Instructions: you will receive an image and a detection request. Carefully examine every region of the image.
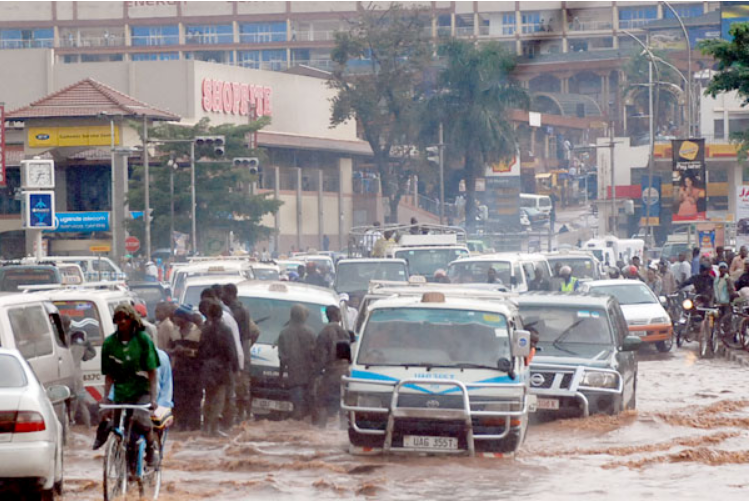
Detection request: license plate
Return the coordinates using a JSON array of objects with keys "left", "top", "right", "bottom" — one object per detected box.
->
[
  {"left": 252, "top": 398, "right": 293, "bottom": 413},
  {"left": 403, "top": 435, "right": 459, "bottom": 451},
  {"left": 537, "top": 398, "right": 560, "bottom": 410}
]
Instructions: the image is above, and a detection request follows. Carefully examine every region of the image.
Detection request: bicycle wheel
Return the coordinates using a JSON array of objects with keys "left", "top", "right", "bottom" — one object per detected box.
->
[
  {"left": 103, "top": 436, "right": 127, "bottom": 501},
  {"left": 138, "top": 437, "right": 162, "bottom": 500},
  {"left": 720, "top": 314, "right": 745, "bottom": 351},
  {"left": 698, "top": 320, "right": 711, "bottom": 358}
]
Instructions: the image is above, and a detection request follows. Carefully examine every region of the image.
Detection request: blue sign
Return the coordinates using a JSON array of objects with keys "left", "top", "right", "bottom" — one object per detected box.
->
[
  {"left": 48, "top": 211, "right": 110, "bottom": 233},
  {"left": 640, "top": 176, "right": 661, "bottom": 227},
  {"left": 27, "top": 192, "right": 55, "bottom": 229}
]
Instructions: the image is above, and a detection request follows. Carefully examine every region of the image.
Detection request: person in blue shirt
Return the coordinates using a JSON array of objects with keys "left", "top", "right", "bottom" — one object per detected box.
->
[{"left": 691, "top": 247, "right": 701, "bottom": 276}]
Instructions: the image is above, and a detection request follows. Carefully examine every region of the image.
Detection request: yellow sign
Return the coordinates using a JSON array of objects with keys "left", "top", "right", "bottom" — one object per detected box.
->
[
  {"left": 678, "top": 140, "right": 700, "bottom": 161},
  {"left": 29, "top": 125, "right": 120, "bottom": 148},
  {"left": 89, "top": 245, "right": 111, "bottom": 253}
]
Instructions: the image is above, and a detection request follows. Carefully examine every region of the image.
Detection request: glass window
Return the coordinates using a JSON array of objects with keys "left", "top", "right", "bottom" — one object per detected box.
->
[
  {"left": 131, "top": 52, "right": 179, "bottom": 61},
  {"left": 131, "top": 25, "right": 179, "bottom": 46},
  {"left": 547, "top": 257, "right": 598, "bottom": 280},
  {"left": 185, "top": 24, "right": 233, "bottom": 44},
  {"left": 9, "top": 305, "right": 53, "bottom": 359},
  {"left": 519, "top": 305, "right": 614, "bottom": 346},
  {"left": 239, "top": 22, "right": 287, "bottom": 43},
  {"left": 53, "top": 300, "right": 105, "bottom": 346},
  {"left": 395, "top": 248, "right": 470, "bottom": 278},
  {"left": 0, "top": 354, "right": 27, "bottom": 387},
  {"left": 0, "top": 267, "right": 59, "bottom": 292},
  {"left": 237, "top": 297, "right": 329, "bottom": 344},
  {"left": 589, "top": 283, "right": 657, "bottom": 305},
  {"left": 238, "top": 50, "right": 260, "bottom": 68},
  {"left": 0, "top": 28, "right": 53, "bottom": 48},
  {"left": 335, "top": 262, "right": 408, "bottom": 294},
  {"left": 521, "top": 12, "right": 542, "bottom": 33},
  {"left": 619, "top": 7, "right": 658, "bottom": 29},
  {"left": 0, "top": 168, "right": 21, "bottom": 215},
  {"left": 502, "top": 13, "right": 516, "bottom": 35},
  {"left": 448, "top": 259, "right": 512, "bottom": 284},
  {"left": 714, "top": 119, "right": 725, "bottom": 138},
  {"left": 664, "top": 3, "right": 705, "bottom": 19},
  {"left": 729, "top": 117, "right": 749, "bottom": 135}
]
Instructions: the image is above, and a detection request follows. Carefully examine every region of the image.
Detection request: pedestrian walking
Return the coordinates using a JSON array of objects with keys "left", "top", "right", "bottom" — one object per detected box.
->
[
  {"left": 168, "top": 305, "right": 203, "bottom": 431},
  {"left": 313, "top": 306, "right": 351, "bottom": 427},
  {"left": 277, "top": 304, "right": 316, "bottom": 420},
  {"left": 155, "top": 302, "right": 178, "bottom": 352},
  {"left": 63, "top": 315, "right": 96, "bottom": 427},
  {"left": 198, "top": 299, "right": 238, "bottom": 436}
]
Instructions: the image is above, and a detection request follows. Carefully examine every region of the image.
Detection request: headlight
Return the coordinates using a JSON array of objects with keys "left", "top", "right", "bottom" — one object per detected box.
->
[
  {"left": 682, "top": 299, "right": 694, "bottom": 310},
  {"left": 580, "top": 371, "right": 618, "bottom": 388},
  {"left": 650, "top": 316, "right": 670, "bottom": 324}
]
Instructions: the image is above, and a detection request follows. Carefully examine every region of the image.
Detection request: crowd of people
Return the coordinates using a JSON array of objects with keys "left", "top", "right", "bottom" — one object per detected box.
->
[{"left": 92, "top": 281, "right": 354, "bottom": 467}]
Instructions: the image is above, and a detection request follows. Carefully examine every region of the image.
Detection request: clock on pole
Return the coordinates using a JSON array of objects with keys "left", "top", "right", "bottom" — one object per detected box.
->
[{"left": 21, "top": 158, "right": 55, "bottom": 189}]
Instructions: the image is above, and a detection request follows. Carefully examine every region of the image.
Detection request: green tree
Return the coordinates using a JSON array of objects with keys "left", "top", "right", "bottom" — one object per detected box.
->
[
  {"left": 126, "top": 117, "right": 281, "bottom": 255},
  {"left": 699, "top": 22, "right": 749, "bottom": 161},
  {"left": 328, "top": 2, "right": 432, "bottom": 222},
  {"left": 428, "top": 39, "right": 529, "bottom": 229}
]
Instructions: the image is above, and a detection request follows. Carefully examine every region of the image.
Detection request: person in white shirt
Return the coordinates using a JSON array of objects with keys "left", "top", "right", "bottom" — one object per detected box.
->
[{"left": 671, "top": 252, "right": 692, "bottom": 285}]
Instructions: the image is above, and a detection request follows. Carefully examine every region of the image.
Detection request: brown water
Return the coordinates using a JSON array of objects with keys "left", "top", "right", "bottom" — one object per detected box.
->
[{"left": 64, "top": 346, "right": 749, "bottom": 500}]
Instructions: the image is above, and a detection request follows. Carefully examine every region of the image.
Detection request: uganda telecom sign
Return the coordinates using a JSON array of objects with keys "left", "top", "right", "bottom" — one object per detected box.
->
[{"left": 201, "top": 78, "right": 272, "bottom": 117}]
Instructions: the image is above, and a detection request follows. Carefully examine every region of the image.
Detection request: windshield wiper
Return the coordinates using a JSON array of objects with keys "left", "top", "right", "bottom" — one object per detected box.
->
[
  {"left": 552, "top": 318, "right": 586, "bottom": 355},
  {"left": 452, "top": 362, "right": 499, "bottom": 371},
  {"left": 254, "top": 315, "right": 271, "bottom": 324}
]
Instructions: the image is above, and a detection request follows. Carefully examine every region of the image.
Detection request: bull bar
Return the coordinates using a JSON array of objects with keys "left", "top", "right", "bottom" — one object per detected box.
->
[
  {"left": 529, "top": 363, "right": 624, "bottom": 417},
  {"left": 341, "top": 376, "right": 529, "bottom": 456}
]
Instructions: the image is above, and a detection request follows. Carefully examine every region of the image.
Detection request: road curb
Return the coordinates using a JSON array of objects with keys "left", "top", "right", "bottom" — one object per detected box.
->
[{"left": 717, "top": 343, "right": 749, "bottom": 367}]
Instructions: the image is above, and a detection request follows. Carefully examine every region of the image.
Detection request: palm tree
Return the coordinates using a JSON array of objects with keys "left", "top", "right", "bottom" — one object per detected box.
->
[{"left": 430, "top": 40, "right": 529, "bottom": 231}]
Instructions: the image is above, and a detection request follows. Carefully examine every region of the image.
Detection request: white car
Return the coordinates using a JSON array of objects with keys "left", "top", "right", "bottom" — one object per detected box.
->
[
  {"left": 580, "top": 279, "right": 673, "bottom": 352},
  {"left": 0, "top": 348, "right": 68, "bottom": 500}
]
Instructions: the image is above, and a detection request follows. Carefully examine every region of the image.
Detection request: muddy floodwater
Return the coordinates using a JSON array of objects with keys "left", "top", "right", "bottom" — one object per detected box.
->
[{"left": 64, "top": 346, "right": 749, "bottom": 500}]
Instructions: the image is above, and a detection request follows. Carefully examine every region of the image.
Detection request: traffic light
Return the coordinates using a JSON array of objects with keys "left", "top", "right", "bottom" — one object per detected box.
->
[
  {"left": 195, "top": 135, "right": 225, "bottom": 157},
  {"left": 233, "top": 157, "right": 260, "bottom": 174},
  {"left": 426, "top": 146, "right": 439, "bottom": 164}
]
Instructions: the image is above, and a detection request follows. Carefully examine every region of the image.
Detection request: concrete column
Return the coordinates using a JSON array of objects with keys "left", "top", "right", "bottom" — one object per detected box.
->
[
  {"left": 338, "top": 158, "right": 352, "bottom": 250},
  {"left": 450, "top": 13, "right": 456, "bottom": 36},
  {"left": 273, "top": 166, "right": 280, "bottom": 256},
  {"left": 113, "top": 153, "right": 128, "bottom": 262},
  {"left": 296, "top": 167, "right": 302, "bottom": 252},
  {"left": 178, "top": 22, "right": 185, "bottom": 44},
  {"left": 317, "top": 169, "right": 324, "bottom": 250},
  {"left": 473, "top": 13, "right": 479, "bottom": 36}
]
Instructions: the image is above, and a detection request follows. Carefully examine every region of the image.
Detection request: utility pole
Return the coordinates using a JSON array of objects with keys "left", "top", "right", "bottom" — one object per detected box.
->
[
  {"left": 142, "top": 116, "right": 151, "bottom": 260},
  {"left": 439, "top": 123, "right": 445, "bottom": 225},
  {"left": 609, "top": 120, "right": 616, "bottom": 235},
  {"left": 190, "top": 141, "right": 197, "bottom": 256},
  {"left": 647, "top": 59, "right": 656, "bottom": 242}
]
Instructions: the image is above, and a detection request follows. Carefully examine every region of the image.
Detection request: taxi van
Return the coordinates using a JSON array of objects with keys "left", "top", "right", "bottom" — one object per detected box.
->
[
  {"left": 235, "top": 281, "right": 347, "bottom": 417},
  {"left": 171, "top": 260, "right": 254, "bottom": 301},
  {"left": 342, "top": 289, "right": 533, "bottom": 456},
  {"left": 447, "top": 252, "right": 552, "bottom": 292}
]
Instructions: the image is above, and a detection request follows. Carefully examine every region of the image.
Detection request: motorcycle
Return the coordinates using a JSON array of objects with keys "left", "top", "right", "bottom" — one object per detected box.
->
[{"left": 673, "top": 289, "right": 710, "bottom": 348}]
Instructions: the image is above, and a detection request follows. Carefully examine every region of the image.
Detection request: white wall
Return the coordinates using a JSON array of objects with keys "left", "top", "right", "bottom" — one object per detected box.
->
[
  {"left": 596, "top": 137, "right": 649, "bottom": 198},
  {"left": 699, "top": 87, "right": 748, "bottom": 141}
]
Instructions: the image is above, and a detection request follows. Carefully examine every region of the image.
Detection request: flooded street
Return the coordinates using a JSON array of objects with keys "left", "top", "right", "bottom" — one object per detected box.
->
[{"left": 64, "top": 346, "right": 748, "bottom": 501}]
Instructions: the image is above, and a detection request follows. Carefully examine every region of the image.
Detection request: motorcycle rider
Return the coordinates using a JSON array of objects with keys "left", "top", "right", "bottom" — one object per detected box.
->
[
  {"left": 713, "top": 262, "right": 736, "bottom": 317},
  {"left": 735, "top": 258, "right": 749, "bottom": 291},
  {"left": 558, "top": 266, "right": 579, "bottom": 292},
  {"left": 679, "top": 262, "right": 715, "bottom": 303}
]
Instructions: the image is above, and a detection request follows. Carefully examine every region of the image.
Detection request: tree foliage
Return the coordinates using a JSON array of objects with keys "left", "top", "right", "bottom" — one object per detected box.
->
[
  {"left": 126, "top": 117, "right": 281, "bottom": 255},
  {"left": 699, "top": 22, "right": 749, "bottom": 162},
  {"left": 428, "top": 39, "right": 529, "bottom": 229},
  {"left": 328, "top": 2, "right": 432, "bottom": 222}
]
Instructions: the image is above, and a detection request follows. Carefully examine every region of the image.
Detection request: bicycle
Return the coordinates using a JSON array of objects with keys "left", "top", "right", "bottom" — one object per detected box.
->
[
  {"left": 717, "top": 300, "right": 749, "bottom": 352},
  {"left": 99, "top": 403, "right": 170, "bottom": 501}
]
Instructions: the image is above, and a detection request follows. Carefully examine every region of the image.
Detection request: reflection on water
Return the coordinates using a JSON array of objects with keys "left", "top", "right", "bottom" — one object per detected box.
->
[{"left": 63, "top": 346, "right": 749, "bottom": 501}]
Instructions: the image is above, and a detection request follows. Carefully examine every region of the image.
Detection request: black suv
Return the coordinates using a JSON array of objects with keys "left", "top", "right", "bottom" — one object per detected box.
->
[{"left": 515, "top": 293, "right": 641, "bottom": 417}]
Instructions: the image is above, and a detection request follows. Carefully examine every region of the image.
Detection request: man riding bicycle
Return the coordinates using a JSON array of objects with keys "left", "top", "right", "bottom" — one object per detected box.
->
[{"left": 94, "top": 304, "right": 161, "bottom": 467}]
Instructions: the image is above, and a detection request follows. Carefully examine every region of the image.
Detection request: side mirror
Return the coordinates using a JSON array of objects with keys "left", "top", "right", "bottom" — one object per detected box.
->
[
  {"left": 621, "top": 335, "right": 642, "bottom": 352},
  {"left": 336, "top": 340, "right": 352, "bottom": 362},
  {"left": 71, "top": 330, "right": 88, "bottom": 345},
  {"left": 511, "top": 330, "right": 531, "bottom": 358},
  {"left": 659, "top": 296, "right": 668, "bottom": 306},
  {"left": 497, "top": 357, "right": 513, "bottom": 373},
  {"left": 46, "top": 385, "right": 71, "bottom": 405}
]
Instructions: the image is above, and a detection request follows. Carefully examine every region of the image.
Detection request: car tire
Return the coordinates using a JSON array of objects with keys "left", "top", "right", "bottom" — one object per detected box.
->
[
  {"left": 626, "top": 375, "right": 637, "bottom": 410},
  {"left": 656, "top": 335, "right": 673, "bottom": 353}
]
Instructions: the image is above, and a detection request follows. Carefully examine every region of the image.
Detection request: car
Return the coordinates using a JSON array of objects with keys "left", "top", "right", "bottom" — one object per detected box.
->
[
  {"left": 579, "top": 279, "right": 673, "bottom": 352},
  {"left": 250, "top": 263, "right": 282, "bottom": 281},
  {"left": 660, "top": 242, "right": 691, "bottom": 262},
  {"left": 179, "top": 274, "right": 248, "bottom": 306},
  {"left": 127, "top": 281, "right": 172, "bottom": 321},
  {"left": 520, "top": 206, "right": 548, "bottom": 226},
  {"left": 544, "top": 250, "right": 605, "bottom": 282},
  {"left": 170, "top": 260, "right": 253, "bottom": 301},
  {"left": 0, "top": 349, "right": 68, "bottom": 500},
  {"left": 447, "top": 252, "right": 553, "bottom": 292},
  {"left": 39, "top": 255, "right": 125, "bottom": 282},
  {"left": 466, "top": 240, "right": 494, "bottom": 255},
  {"left": 515, "top": 293, "right": 641, "bottom": 417},
  {"left": 520, "top": 209, "right": 531, "bottom": 228},
  {"left": 236, "top": 281, "right": 346, "bottom": 418},
  {"left": 0, "top": 294, "right": 77, "bottom": 444},
  {"left": 0, "top": 265, "right": 62, "bottom": 292},
  {"left": 334, "top": 258, "right": 409, "bottom": 298},
  {"left": 343, "top": 290, "right": 533, "bottom": 455}
]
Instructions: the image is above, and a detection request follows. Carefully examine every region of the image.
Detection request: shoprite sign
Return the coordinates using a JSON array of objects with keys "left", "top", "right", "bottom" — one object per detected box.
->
[{"left": 201, "top": 78, "right": 272, "bottom": 117}]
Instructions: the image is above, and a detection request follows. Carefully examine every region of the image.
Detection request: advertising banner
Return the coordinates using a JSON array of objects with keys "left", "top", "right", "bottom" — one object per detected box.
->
[
  {"left": 737, "top": 185, "right": 749, "bottom": 221},
  {"left": 698, "top": 229, "right": 715, "bottom": 256},
  {"left": 0, "top": 104, "right": 5, "bottom": 187},
  {"left": 721, "top": 1, "right": 749, "bottom": 41},
  {"left": 28, "top": 125, "right": 119, "bottom": 148},
  {"left": 671, "top": 139, "right": 706, "bottom": 222},
  {"left": 640, "top": 175, "right": 661, "bottom": 226},
  {"left": 47, "top": 212, "right": 110, "bottom": 232}
]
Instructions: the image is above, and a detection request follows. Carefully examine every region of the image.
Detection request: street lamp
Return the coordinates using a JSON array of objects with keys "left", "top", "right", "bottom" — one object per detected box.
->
[
  {"left": 660, "top": 1, "right": 693, "bottom": 137},
  {"left": 166, "top": 154, "right": 179, "bottom": 258}
]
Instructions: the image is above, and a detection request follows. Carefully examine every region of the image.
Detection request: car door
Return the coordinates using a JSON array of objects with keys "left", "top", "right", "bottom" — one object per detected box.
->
[
  {"left": 609, "top": 301, "right": 636, "bottom": 402},
  {"left": 8, "top": 302, "right": 59, "bottom": 387}
]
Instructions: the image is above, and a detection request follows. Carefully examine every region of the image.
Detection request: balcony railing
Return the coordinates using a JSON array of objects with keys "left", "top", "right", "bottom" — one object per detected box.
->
[
  {"left": 60, "top": 35, "right": 125, "bottom": 48},
  {"left": 0, "top": 39, "right": 53, "bottom": 49},
  {"left": 619, "top": 19, "right": 653, "bottom": 30},
  {"left": 291, "top": 58, "right": 334, "bottom": 70},
  {"left": 131, "top": 35, "right": 179, "bottom": 46},
  {"left": 568, "top": 19, "right": 613, "bottom": 31},
  {"left": 294, "top": 30, "right": 336, "bottom": 42},
  {"left": 437, "top": 26, "right": 452, "bottom": 37},
  {"left": 239, "top": 32, "right": 287, "bottom": 44},
  {"left": 455, "top": 26, "right": 475, "bottom": 37}
]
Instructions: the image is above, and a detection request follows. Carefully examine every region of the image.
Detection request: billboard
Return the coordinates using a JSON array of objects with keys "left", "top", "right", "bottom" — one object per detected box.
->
[
  {"left": 721, "top": 1, "right": 749, "bottom": 41},
  {"left": 671, "top": 139, "right": 706, "bottom": 222}
]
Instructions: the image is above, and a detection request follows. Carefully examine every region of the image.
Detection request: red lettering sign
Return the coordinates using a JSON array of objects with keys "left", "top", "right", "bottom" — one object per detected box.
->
[{"left": 200, "top": 78, "right": 272, "bottom": 118}]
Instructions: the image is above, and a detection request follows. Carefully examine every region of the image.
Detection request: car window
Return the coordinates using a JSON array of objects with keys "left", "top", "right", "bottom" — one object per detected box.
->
[
  {"left": 237, "top": 297, "right": 329, "bottom": 345},
  {"left": 609, "top": 303, "right": 628, "bottom": 344},
  {"left": 590, "top": 283, "right": 656, "bottom": 305},
  {"left": 448, "top": 260, "right": 511, "bottom": 284},
  {"left": 9, "top": 305, "right": 54, "bottom": 359},
  {"left": 54, "top": 300, "right": 106, "bottom": 346},
  {"left": 0, "top": 267, "right": 60, "bottom": 292},
  {"left": 522, "top": 263, "right": 536, "bottom": 284},
  {"left": 0, "top": 354, "right": 27, "bottom": 387},
  {"left": 519, "top": 305, "right": 614, "bottom": 346}
]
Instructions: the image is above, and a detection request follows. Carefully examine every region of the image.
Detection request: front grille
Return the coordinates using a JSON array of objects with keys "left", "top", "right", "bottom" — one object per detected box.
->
[
  {"left": 532, "top": 371, "right": 575, "bottom": 390},
  {"left": 396, "top": 394, "right": 464, "bottom": 409},
  {"left": 628, "top": 319, "right": 648, "bottom": 326}
]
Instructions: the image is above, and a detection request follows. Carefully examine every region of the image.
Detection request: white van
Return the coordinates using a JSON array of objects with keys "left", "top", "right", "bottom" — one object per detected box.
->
[
  {"left": 447, "top": 252, "right": 553, "bottom": 292},
  {"left": 41, "top": 256, "right": 125, "bottom": 282},
  {"left": 171, "top": 261, "right": 254, "bottom": 302},
  {"left": 236, "top": 281, "right": 346, "bottom": 417},
  {"left": 343, "top": 290, "right": 533, "bottom": 455},
  {"left": 583, "top": 237, "right": 644, "bottom": 267},
  {"left": 520, "top": 194, "right": 552, "bottom": 217}
]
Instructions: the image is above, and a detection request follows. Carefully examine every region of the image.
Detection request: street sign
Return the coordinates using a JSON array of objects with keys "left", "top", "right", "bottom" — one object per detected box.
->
[
  {"left": 24, "top": 191, "right": 55, "bottom": 229},
  {"left": 89, "top": 245, "right": 111, "bottom": 253},
  {"left": 125, "top": 236, "right": 141, "bottom": 253},
  {"left": 49, "top": 211, "right": 110, "bottom": 232}
]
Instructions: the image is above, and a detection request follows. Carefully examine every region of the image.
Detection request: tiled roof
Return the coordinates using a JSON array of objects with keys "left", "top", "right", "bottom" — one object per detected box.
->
[{"left": 6, "top": 78, "right": 180, "bottom": 122}]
